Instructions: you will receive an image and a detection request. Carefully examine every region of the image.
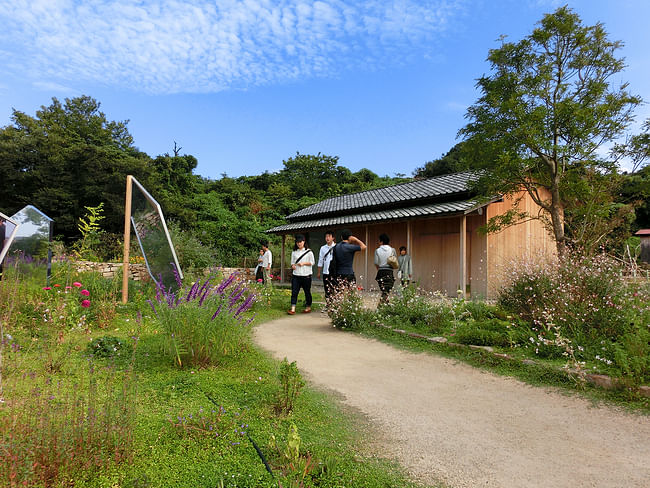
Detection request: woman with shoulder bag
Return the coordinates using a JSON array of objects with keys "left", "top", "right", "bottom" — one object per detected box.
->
[{"left": 288, "top": 234, "right": 315, "bottom": 315}]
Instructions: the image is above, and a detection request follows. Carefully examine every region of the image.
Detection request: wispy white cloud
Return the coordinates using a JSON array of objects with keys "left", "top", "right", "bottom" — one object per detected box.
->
[
  {"left": 444, "top": 101, "right": 467, "bottom": 112},
  {"left": 32, "top": 80, "right": 76, "bottom": 93},
  {"left": 0, "top": 0, "right": 466, "bottom": 94}
]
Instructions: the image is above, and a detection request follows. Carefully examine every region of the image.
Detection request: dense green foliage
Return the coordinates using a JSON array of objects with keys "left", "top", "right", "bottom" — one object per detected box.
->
[
  {"left": 0, "top": 96, "right": 407, "bottom": 265},
  {"left": 412, "top": 142, "right": 466, "bottom": 178}
]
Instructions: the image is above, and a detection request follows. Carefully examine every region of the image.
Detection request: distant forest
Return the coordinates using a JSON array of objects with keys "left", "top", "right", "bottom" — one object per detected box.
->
[{"left": 2, "top": 96, "right": 649, "bottom": 266}]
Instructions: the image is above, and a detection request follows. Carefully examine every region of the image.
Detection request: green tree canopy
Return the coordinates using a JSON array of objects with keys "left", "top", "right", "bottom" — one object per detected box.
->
[
  {"left": 413, "top": 142, "right": 466, "bottom": 178},
  {"left": 458, "top": 6, "right": 642, "bottom": 253}
]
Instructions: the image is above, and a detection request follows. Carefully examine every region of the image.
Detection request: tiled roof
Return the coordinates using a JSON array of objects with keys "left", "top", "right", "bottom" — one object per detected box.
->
[
  {"left": 635, "top": 229, "right": 650, "bottom": 236},
  {"left": 267, "top": 198, "right": 479, "bottom": 233},
  {"left": 286, "top": 171, "right": 478, "bottom": 220}
]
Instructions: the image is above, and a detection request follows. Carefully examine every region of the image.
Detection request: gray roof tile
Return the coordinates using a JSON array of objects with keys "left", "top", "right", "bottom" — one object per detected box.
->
[
  {"left": 286, "top": 171, "right": 478, "bottom": 220},
  {"left": 267, "top": 198, "right": 479, "bottom": 233}
]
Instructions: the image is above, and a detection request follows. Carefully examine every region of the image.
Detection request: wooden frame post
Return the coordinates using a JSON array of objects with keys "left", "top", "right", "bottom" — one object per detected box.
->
[
  {"left": 407, "top": 220, "right": 412, "bottom": 255},
  {"left": 122, "top": 175, "right": 133, "bottom": 304},
  {"left": 459, "top": 215, "right": 467, "bottom": 298},
  {"left": 280, "top": 234, "right": 286, "bottom": 283},
  {"left": 364, "top": 225, "right": 369, "bottom": 290}
]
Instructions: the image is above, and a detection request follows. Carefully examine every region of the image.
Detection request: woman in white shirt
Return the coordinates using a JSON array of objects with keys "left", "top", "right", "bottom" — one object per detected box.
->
[{"left": 288, "top": 234, "right": 315, "bottom": 315}]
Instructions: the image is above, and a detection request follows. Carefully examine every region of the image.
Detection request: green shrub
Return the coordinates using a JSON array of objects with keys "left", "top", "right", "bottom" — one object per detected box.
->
[
  {"left": 454, "top": 318, "right": 531, "bottom": 347},
  {"left": 275, "top": 358, "right": 305, "bottom": 415},
  {"left": 498, "top": 251, "right": 650, "bottom": 381},
  {"left": 378, "top": 285, "right": 449, "bottom": 330},
  {"left": 87, "top": 335, "right": 125, "bottom": 358},
  {"left": 609, "top": 326, "right": 650, "bottom": 385},
  {"left": 328, "top": 284, "right": 375, "bottom": 330},
  {"left": 499, "top": 252, "right": 650, "bottom": 341},
  {"left": 166, "top": 220, "right": 218, "bottom": 274}
]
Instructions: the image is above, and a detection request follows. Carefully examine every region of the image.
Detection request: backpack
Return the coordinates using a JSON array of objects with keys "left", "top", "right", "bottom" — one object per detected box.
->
[{"left": 327, "top": 244, "right": 338, "bottom": 277}]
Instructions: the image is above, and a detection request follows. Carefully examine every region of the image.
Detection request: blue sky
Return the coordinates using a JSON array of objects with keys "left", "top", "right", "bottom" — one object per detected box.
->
[{"left": 1, "top": 0, "right": 649, "bottom": 179}]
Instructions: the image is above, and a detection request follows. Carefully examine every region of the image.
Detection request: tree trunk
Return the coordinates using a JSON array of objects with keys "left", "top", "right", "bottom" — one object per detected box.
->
[{"left": 549, "top": 181, "right": 565, "bottom": 255}]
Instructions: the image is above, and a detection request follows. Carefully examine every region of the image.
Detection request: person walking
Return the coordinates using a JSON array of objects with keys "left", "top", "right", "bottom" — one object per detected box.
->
[
  {"left": 332, "top": 229, "right": 366, "bottom": 288},
  {"left": 317, "top": 229, "right": 336, "bottom": 307},
  {"left": 254, "top": 248, "right": 264, "bottom": 282},
  {"left": 374, "top": 233, "right": 396, "bottom": 306},
  {"left": 397, "top": 246, "right": 413, "bottom": 287},
  {"left": 288, "top": 234, "right": 314, "bottom": 315},
  {"left": 261, "top": 241, "right": 272, "bottom": 286}
]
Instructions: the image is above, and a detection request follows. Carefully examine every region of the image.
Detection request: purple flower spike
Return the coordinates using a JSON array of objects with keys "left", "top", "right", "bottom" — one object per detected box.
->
[
  {"left": 170, "top": 262, "right": 183, "bottom": 288},
  {"left": 198, "top": 279, "right": 211, "bottom": 296},
  {"left": 198, "top": 288, "right": 209, "bottom": 307},
  {"left": 211, "top": 304, "right": 223, "bottom": 320},
  {"left": 146, "top": 299, "right": 158, "bottom": 316},
  {"left": 235, "top": 294, "right": 257, "bottom": 317},
  {"left": 186, "top": 281, "right": 199, "bottom": 302},
  {"left": 216, "top": 273, "right": 237, "bottom": 295}
]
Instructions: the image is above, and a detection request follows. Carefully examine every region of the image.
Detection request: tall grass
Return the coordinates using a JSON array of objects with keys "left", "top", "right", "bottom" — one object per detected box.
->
[
  {"left": 149, "top": 271, "right": 257, "bottom": 368},
  {"left": 0, "top": 259, "right": 138, "bottom": 487}
]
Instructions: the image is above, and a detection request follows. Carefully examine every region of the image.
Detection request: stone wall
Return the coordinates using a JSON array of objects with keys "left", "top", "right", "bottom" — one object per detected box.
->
[{"left": 74, "top": 261, "right": 150, "bottom": 281}]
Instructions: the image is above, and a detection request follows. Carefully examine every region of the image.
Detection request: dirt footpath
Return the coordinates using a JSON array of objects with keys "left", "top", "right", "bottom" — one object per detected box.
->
[{"left": 253, "top": 314, "right": 650, "bottom": 488}]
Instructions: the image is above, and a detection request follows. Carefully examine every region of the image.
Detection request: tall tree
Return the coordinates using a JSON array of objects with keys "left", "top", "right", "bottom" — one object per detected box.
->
[
  {"left": 0, "top": 96, "right": 152, "bottom": 240},
  {"left": 458, "top": 6, "right": 642, "bottom": 253}
]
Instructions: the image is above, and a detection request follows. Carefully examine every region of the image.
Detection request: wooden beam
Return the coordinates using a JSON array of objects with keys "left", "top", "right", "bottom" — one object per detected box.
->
[
  {"left": 459, "top": 215, "right": 467, "bottom": 298},
  {"left": 121, "top": 175, "right": 133, "bottom": 304}
]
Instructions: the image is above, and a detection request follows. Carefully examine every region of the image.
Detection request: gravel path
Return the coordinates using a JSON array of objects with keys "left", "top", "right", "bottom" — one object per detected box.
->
[{"left": 253, "top": 313, "right": 650, "bottom": 488}]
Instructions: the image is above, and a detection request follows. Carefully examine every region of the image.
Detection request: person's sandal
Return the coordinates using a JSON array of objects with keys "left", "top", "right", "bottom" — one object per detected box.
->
[
  {"left": 301, "top": 308, "right": 311, "bottom": 314},
  {"left": 287, "top": 310, "right": 296, "bottom": 315}
]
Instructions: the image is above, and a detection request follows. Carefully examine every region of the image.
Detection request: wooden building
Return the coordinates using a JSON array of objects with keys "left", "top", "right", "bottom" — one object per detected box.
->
[
  {"left": 267, "top": 172, "right": 555, "bottom": 299},
  {"left": 636, "top": 229, "right": 650, "bottom": 263}
]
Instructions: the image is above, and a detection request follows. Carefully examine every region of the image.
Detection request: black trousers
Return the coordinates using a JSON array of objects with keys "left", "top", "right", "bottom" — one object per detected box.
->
[
  {"left": 291, "top": 275, "right": 312, "bottom": 306},
  {"left": 323, "top": 274, "right": 335, "bottom": 302},
  {"left": 333, "top": 274, "right": 356, "bottom": 290}
]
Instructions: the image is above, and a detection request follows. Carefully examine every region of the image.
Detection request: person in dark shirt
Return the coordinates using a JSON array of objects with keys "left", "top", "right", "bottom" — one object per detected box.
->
[{"left": 332, "top": 229, "right": 367, "bottom": 287}]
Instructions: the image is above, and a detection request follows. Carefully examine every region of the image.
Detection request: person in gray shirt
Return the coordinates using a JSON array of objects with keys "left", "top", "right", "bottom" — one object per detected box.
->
[
  {"left": 398, "top": 246, "right": 413, "bottom": 287},
  {"left": 374, "top": 233, "right": 396, "bottom": 305}
]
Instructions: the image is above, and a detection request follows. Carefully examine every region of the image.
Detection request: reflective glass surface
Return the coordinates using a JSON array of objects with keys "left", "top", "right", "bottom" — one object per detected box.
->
[
  {"left": 130, "top": 177, "right": 183, "bottom": 291},
  {"left": 10, "top": 206, "right": 52, "bottom": 259},
  {"left": 0, "top": 212, "right": 18, "bottom": 265}
]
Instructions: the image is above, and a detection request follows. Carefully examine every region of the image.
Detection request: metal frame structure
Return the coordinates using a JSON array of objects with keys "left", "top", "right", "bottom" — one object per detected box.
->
[
  {"left": 122, "top": 175, "right": 183, "bottom": 303},
  {"left": 0, "top": 211, "right": 20, "bottom": 266}
]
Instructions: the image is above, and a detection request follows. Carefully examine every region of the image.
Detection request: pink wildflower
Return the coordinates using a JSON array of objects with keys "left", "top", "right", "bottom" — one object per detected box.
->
[
  {"left": 73, "top": 282, "right": 82, "bottom": 287},
  {"left": 81, "top": 300, "right": 91, "bottom": 308},
  {"left": 80, "top": 289, "right": 90, "bottom": 296},
  {"left": 43, "top": 286, "right": 52, "bottom": 290},
  {"left": 65, "top": 286, "right": 72, "bottom": 290}
]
